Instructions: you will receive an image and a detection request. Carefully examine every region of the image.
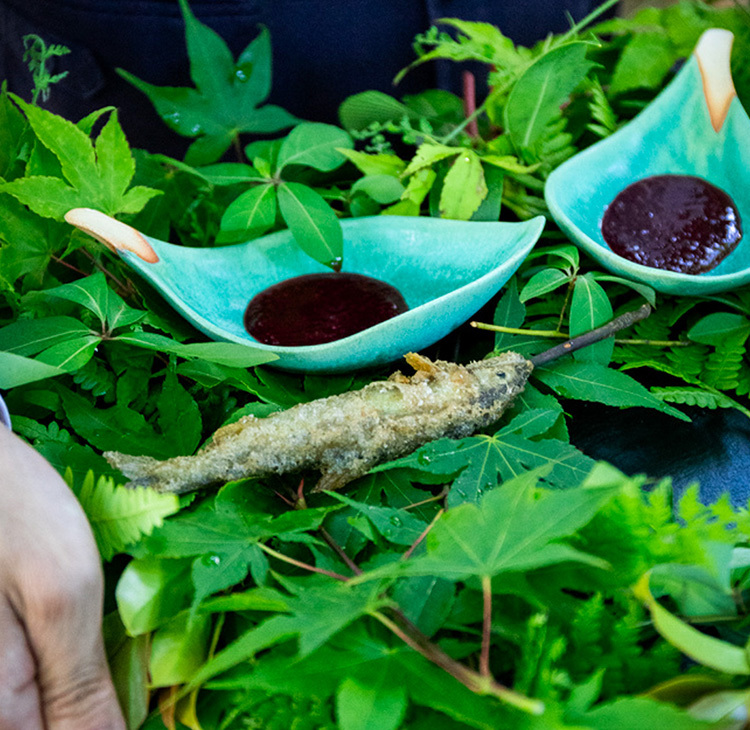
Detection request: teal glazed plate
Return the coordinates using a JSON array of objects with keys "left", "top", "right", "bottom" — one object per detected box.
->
[
  {"left": 65, "top": 209, "right": 545, "bottom": 372},
  {"left": 545, "top": 29, "right": 750, "bottom": 296}
]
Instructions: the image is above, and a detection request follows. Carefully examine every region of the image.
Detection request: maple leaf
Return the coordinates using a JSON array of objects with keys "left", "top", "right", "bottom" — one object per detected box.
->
[
  {"left": 0, "top": 96, "right": 161, "bottom": 220},
  {"left": 117, "top": 0, "right": 297, "bottom": 165}
]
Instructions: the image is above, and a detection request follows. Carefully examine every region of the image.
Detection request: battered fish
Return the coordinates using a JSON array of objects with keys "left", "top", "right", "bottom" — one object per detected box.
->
[{"left": 107, "top": 351, "right": 533, "bottom": 494}]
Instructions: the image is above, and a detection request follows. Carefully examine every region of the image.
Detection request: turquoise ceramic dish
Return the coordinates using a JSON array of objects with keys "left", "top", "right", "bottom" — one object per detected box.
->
[
  {"left": 546, "top": 29, "right": 750, "bottom": 296},
  {"left": 65, "top": 209, "right": 545, "bottom": 372}
]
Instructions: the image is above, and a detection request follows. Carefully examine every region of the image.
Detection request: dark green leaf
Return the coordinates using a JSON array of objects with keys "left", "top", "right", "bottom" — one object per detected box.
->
[{"left": 278, "top": 182, "right": 343, "bottom": 268}]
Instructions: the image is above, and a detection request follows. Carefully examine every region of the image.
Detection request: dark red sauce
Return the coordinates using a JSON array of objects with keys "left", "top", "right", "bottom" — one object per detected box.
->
[
  {"left": 244, "top": 272, "right": 408, "bottom": 346},
  {"left": 601, "top": 175, "right": 742, "bottom": 274}
]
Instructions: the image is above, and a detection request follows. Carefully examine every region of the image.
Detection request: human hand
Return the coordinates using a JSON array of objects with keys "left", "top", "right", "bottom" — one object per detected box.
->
[{"left": 0, "top": 427, "right": 126, "bottom": 729}]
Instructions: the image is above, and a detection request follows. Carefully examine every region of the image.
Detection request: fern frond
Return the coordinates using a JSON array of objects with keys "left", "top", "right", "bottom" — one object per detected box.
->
[
  {"left": 701, "top": 331, "right": 748, "bottom": 391},
  {"left": 587, "top": 78, "right": 618, "bottom": 138},
  {"left": 67, "top": 470, "right": 180, "bottom": 561},
  {"left": 650, "top": 386, "right": 736, "bottom": 410}
]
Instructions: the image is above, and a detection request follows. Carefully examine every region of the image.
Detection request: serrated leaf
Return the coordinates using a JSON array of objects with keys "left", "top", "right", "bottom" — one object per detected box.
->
[
  {"left": 0, "top": 98, "right": 160, "bottom": 218},
  {"left": 439, "top": 150, "right": 487, "bottom": 220},
  {"left": 402, "top": 143, "right": 461, "bottom": 177},
  {"left": 277, "top": 123, "right": 353, "bottom": 173},
  {"left": 337, "top": 149, "right": 406, "bottom": 177},
  {"left": 535, "top": 361, "right": 691, "bottom": 422},
  {"left": 278, "top": 181, "right": 343, "bottom": 268},
  {"left": 397, "top": 466, "right": 614, "bottom": 582},
  {"left": 118, "top": 22, "right": 296, "bottom": 165},
  {"left": 506, "top": 43, "right": 595, "bottom": 151},
  {"left": 72, "top": 471, "right": 180, "bottom": 560},
  {"left": 609, "top": 33, "right": 675, "bottom": 95},
  {"left": 338, "top": 91, "right": 414, "bottom": 131}
]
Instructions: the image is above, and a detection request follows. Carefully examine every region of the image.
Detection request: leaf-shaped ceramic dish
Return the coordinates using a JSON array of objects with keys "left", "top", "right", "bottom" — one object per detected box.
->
[
  {"left": 545, "top": 29, "right": 750, "bottom": 295},
  {"left": 65, "top": 209, "right": 544, "bottom": 372}
]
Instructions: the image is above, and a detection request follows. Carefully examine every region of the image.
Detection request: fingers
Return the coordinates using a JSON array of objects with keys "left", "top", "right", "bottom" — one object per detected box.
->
[
  {"left": 14, "top": 546, "right": 126, "bottom": 730},
  {"left": 0, "top": 429, "right": 126, "bottom": 729},
  {"left": 0, "top": 598, "right": 44, "bottom": 730}
]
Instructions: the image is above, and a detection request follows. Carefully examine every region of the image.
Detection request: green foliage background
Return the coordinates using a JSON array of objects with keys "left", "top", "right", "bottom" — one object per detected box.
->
[{"left": 3, "top": 2, "right": 750, "bottom": 728}]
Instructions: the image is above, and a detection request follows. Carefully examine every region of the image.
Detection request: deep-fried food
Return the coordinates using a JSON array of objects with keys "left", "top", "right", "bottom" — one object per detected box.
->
[{"left": 107, "top": 351, "right": 533, "bottom": 494}]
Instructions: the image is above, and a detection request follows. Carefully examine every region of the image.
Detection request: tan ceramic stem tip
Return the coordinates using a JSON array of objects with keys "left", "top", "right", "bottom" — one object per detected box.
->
[
  {"left": 64, "top": 208, "right": 159, "bottom": 264},
  {"left": 695, "top": 28, "right": 736, "bottom": 133}
]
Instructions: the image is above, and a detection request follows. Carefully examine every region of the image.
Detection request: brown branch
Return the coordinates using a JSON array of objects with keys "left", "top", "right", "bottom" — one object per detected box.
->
[
  {"left": 402, "top": 508, "right": 444, "bottom": 561},
  {"left": 462, "top": 71, "right": 479, "bottom": 138},
  {"left": 530, "top": 303, "right": 653, "bottom": 367}
]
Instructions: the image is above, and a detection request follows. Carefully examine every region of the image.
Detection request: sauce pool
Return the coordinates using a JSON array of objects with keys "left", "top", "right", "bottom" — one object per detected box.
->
[
  {"left": 244, "top": 272, "right": 408, "bottom": 346},
  {"left": 601, "top": 175, "right": 742, "bottom": 275}
]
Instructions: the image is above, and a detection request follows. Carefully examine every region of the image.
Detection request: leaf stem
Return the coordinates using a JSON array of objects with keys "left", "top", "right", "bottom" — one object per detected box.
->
[
  {"left": 471, "top": 322, "right": 688, "bottom": 348},
  {"left": 320, "top": 527, "right": 362, "bottom": 576},
  {"left": 560, "top": 0, "right": 620, "bottom": 41},
  {"left": 441, "top": 99, "right": 489, "bottom": 145},
  {"left": 257, "top": 543, "right": 350, "bottom": 582},
  {"left": 51, "top": 255, "right": 88, "bottom": 277},
  {"left": 480, "top": 575, "right": 493, "bottom": 677},
  {"left": 402, "top": 508, "right": 444, "bottom": 561},
  {"left": 371, "top": 609, "right": 544, "bottom": 715},
  {"left": 462, "top": 71, "right": 479, "bottom": 138},
  {"left": 556, "top": 277, "right": 576, "bottom": 333}
]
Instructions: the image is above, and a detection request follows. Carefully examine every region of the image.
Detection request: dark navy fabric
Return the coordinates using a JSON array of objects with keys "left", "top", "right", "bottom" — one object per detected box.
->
[{"left": 0, "top": 0, "right": 603, "bottom": 154}]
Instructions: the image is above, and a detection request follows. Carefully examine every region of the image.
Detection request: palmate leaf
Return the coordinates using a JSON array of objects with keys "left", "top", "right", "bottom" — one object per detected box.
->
[
  {"left": 392, "top": 467, "right": 615, "bottom": 583},
  {"left": 0, "top": 97, "right": 161, "bottom": 219},
  {"left": 117, "top": 7, "right": 297, "bottom": 165},
  {"left": 67, "top": 470, "right": 180, "bottom": 561},
  {"left": 376, "top": 409, "right": 594, "bottom": 506}
]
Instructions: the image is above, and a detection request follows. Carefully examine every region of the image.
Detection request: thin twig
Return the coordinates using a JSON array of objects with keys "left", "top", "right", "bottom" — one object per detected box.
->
[
  {"left": 51, "top": 255, "right": 87, "bottom": 277},
  {"left": 320, "top": 527, "right": 362, "bottom": 576},
  {"left": 402, "top": 487, "right": 449, "bottom": 511},
  {"left": 402, "top": 508, "right": 444, "bottom": 561},
  {"left": 257, "top": 543, "right": 350, "bottom": 582}
]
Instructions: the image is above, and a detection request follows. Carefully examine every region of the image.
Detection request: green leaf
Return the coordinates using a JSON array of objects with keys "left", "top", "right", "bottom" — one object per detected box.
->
[
  {"left": 278, "top": 182, "right": 343, "bottom": 268},
  {"left": 103, "top": 613, "right": 150, "bottom": 730},
  {"left": 634, "top": 573, "right": 750, "bottom": 675},
  {"left": 570, "top": 274, "right": 614, "bottom": 364},
  {"left": 219, "top": 183, "right": 278, "bottom": 240},
  {"left": 116, "top": 557, "right": 194, "bottom": 635},
  {"left": 118, "top": 22, "right": 296, "bottom": 165},
  {"left": 338, "top": 91, "right": 414, "bottom": 131},
  {"left": 0, "top": 351, "right": 65, "bottom": 388},
  {"left": 276, "top": 123, "right": 353, "bottom": 173},
  {"left": 157, "top": 366, "right": 202, "bottom": 455},
  {"left": 337, "top": 149, "right": 406, "bottom": 177},
  {"left": 336, "top": 675, "right": 407, "bottom": 730},
  {"left": 351, "top": 175, "right": 405, "bottom": 204},
  {"left": 0, "top": 316, "right": 93, "bottom": 356},
  {"left": 395, "top": 467, "right": 614, "bottom": 582},
  {"left": 382, "top": 168, "right": 436, "bottom": 216},
  {"left": 402, "top": 143, "right": 461, "bottom": 177},
  {"left": 519, "top": 268, "right": 570, "bottom": 302},
  {"left": 688, "top": 313, "right": 750, "bottom": 346},
  {"left": 439, "top": 150, "right": 488, "bottom": 220},
  {"left": 150, "top": 613, "right": 211, "bottom": 687},
  {"left": 506, "top": 43, "right": 595, "bottom": 151},
  {"left": 535, "top": 361, "right": 691, "bottom": 421},
  {"left": 609, "top": 33, "right": 675, "bottom": 95},
  {"left": 0, "top": 98, "right": 160, "bottom": 218},
  {"left": 197, "top": 162, "right": 265, "bottom": 185},
  {"left": 378, "top": 412, "right": 594, "bottom": 506},
  {"left": 70, "top": 470, "right": 179, "bottom": 561},
  {"left": 35, "top": 335, "right": 99, "bottom": 371},
  {"left": 571, "top": 695, "right": 717, "bottom": 729},
  {"left": 114, "top": 331, "right": 276, "bottom": 367},
  {"left": 326, "top": 492, "right": 428, "bottom": 546}
]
